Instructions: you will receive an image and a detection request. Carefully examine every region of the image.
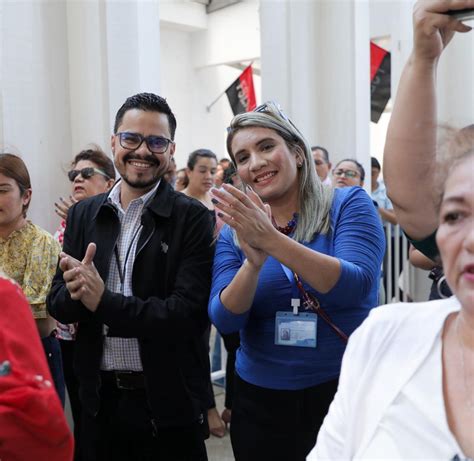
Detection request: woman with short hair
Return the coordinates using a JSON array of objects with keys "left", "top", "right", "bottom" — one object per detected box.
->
[{"left": 0, "top": 153, "right": 64, "bottom": 403}]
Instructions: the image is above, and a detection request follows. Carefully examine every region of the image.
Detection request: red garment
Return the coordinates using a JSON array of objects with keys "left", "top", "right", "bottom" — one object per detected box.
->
[{"left": 0, "top": 276, "right": 74, "bottom": 461}]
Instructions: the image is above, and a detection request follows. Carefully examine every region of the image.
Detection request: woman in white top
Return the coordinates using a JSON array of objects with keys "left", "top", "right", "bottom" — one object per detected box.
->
[{"left": 309, "top": 1, "right": 474, "bottom": 459}]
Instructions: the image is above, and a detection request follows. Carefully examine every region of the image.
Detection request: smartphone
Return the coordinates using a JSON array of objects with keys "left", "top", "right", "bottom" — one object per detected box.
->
[{"left": 447, "top": 8, "right": 474, "bottom": 21}]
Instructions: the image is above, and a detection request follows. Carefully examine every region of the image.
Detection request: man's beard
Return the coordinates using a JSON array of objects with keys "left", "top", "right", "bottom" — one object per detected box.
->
[{"left": 120, "top": 152, "right": 162, "bottom": 189}]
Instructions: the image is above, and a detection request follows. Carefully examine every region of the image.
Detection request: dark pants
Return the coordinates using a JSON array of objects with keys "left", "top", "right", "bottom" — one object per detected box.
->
[
  {"left": 60, "top": 339, "right": 82, "bottom": 460},
  {"left": 81, "top": 371, "right": 208, "bottom": 461},
  {"left": 230, "top": 374, "right": 338, "bottom": 461},
  {"left": 222, "top": 332, "right": 240, "bottom": 409},
  {"left": 41, "top": 333, "right": 65, "bottom": 406}
]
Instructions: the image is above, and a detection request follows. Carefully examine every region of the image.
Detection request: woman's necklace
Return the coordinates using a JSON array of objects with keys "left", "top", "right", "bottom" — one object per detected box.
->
[
  {"left": 274, "top": 213, "right": 298, "bottom": 235},
  {"left": 455, "top": 314, "right": 474, "bottom": 412}
]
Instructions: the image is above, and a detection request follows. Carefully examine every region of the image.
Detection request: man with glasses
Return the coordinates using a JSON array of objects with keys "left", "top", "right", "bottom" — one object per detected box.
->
[
  {"left": 48, "top": 93, "right": 214, "bottom": 461},
  {"left": 311, "top": 146, "right": 332, "bottom": 186}
]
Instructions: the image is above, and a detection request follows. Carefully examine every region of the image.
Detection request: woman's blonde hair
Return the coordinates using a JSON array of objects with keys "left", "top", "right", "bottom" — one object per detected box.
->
[
  {"left": 436, "top": 124, "right": 474, "bottom": 209},
  {"left": 226, "top": 101, "right": 334, "bottom": 242}
]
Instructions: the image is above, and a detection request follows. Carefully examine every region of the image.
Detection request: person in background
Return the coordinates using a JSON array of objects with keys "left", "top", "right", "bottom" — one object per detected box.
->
[
  {"left": 209, "top": 101, "right": 384, "bottom": 461},
  {"left": 331, "top": 158, "right": 365, "bottom": 188},
  {"left": 54, "top": 146, "right": 115, "bottom": 461},
  {"left": 370, "top": 156, "right": 402, "bottom": 302},
  {"left": 219, "top": 158, "right": 231, "bottom": 170},
  {"left": 0, "top": 272, "right": 74, "bottom": 461},
  {"left": 0, "top": 153, "right": 64, "bottom": 405},
  {"left": 409, "top": 245, "right": 452, "bottom": 300},
  {"left": 370, "top": 157, "right": 397, "bottom": 225},
  {"left": 311, "top": 146, "right": 332, "bottom": 186},
  {"left": 181, "top": 148, "right": 226, "bottom": 437},
  {"left": 175, "top": 167, "right": 189, "bottom": 192},
  {"left": 164, "top": 156, "right": 177, "bottom": 188},
  {"left": 182, "top": 149, "right": 218, "bottom": 211},
  {"left": 47, "top": 93, "right": 214, "bottom": 461},
  {"left": 223, "top": 163, "right": 243, "bottom": 189},
  {"left": 215, "top": 159, "right": 231, "bottom": 189},
  {"left": 54, "top": 146, "right": 115, "bottom": 241}
]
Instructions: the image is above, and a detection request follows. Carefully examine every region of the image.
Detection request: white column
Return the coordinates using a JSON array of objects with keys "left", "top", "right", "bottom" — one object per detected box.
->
[
  {"left": 1, "top": 1, "right": 72, "bottom": 233},
  {"left": 106, "top": 1, "right": 161, "bottom": 130},
  {"left": 438, "top": 27, "right": 474, "bottom": 126},
  {"left": 66, "top": 0, "right": 110, "bottom": 152},
  {"left": 0, "top": 0, "right": 162, "bottom": 233},
  {"left": 260, "top": 0, "right": 371, "bottom": 187}
]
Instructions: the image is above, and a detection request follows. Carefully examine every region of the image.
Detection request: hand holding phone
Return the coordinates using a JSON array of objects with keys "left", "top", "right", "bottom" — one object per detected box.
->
[{"left": 447, "top": 8, "right": 474, "bottom": 21}]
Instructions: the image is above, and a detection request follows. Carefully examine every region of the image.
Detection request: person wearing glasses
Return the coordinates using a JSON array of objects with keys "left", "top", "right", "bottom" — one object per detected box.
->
[
  {"left": 54, "top": 147, "right": 115, "bottom": 243},
  {"left": 53, "top": 146, "right": 115, "bottom": 461},
  {"left": 311, "top": 146, "right": 332, "bottom": 186},
  {"left": 208, "top": 102, "right": 385, "bottom": 461},
  {"left": 331, "top": 158, "right": 365, "bottom": 188},
  {"left": 0, "top": 153, "right": 64, "bottom": 404},
  {"left": 47, "top": 93, "right": 215, "bottom": 461}
]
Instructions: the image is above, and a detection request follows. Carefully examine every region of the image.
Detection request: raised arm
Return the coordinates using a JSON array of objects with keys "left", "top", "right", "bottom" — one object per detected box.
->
[{"left": 383, "top": 0, "right": 473, "bottom": 239}]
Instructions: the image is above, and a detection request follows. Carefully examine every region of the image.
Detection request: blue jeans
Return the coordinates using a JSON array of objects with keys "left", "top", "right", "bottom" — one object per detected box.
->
[{"left": 41, "top": 333, "right": 66, "bottom": 406}]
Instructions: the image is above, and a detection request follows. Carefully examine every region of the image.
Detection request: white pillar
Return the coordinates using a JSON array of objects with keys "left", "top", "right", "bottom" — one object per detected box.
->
[
  {"left": 438, "top": 28, "right": 474, "bottom": 126},
  {"left": 66, "top": 1, "right": 110, "bottom": 152},
  {"left": 260, "top": 0, "right": 371, "bottom": 188},
  {"left": 106, "top": 1, "right": 161, "bottom": 129},
  {"left": 0, "top": 0, "right": 162, "bottom": 233},
  {"left": 1, "top": 1, "right": 72, "bottom": 233}
]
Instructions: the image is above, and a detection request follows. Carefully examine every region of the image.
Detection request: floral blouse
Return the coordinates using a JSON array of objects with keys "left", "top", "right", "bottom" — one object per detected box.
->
[{"left": 0, "top": 221, "right": 60, "bottom": 319}]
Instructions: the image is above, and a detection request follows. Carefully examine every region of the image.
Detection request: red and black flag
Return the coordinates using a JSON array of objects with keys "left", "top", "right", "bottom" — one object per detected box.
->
[
  {"left": 370, "top": 42, "right": 391, "bottom": 123},
  {"left": 226, "top": 65, "right": 256, "bottom": 115}
]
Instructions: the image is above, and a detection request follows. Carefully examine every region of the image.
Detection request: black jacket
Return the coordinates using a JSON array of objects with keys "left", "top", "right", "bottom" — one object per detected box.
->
[{"left": 47, "top": 180, "right": 215, "bottom": 427}]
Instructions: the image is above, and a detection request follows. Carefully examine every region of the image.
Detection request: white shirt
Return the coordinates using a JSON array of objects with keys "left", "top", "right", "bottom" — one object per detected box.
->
[
  {"left": 361, "top": 332, "right": 468, "bottom": 459},
  {"left": 308, "top": 297, "right": 469, "bottom": 460}
]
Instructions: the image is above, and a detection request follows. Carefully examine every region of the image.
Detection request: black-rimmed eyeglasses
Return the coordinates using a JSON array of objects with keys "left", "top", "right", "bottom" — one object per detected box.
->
[
  {"left": 332, "top": 168, "right": 360, "bottom": 179},
  {"left": 68, "top": 167, "right": 110, "bottom": 182},
  {"left": 116, "top": 132, "right": 174, "bottom": 154}
]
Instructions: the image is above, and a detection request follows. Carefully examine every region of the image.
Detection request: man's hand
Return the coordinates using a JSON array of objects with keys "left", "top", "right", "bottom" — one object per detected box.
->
[{"left": 60, "top": 243, "right": 105, "bottom": 312}]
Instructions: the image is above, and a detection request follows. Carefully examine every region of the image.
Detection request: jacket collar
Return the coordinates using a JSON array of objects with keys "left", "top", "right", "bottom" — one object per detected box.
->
[{"left": 93, "top": 178, "right": 176, "bottom": 221}]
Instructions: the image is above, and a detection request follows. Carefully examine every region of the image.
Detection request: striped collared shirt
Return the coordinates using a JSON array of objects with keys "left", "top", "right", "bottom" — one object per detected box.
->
[{"left": 101, "top": 180, "right": 160, "bottom": 371}]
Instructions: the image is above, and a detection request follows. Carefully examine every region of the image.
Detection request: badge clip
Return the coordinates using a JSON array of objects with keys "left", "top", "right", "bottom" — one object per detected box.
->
[{"left": 291, "top": 298, "right": 300, "bottom": 316}]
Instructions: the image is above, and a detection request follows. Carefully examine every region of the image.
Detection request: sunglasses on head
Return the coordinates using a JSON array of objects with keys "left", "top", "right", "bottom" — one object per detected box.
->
[{"left": 67, "top": 167, "right": 110, "bottom": 182}]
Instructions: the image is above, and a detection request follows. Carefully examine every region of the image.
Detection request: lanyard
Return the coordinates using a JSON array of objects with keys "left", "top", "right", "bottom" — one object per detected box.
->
[
  {"left": 114, "top": 224, "right": 142, "bottom": 294},
  {"left": 279, "top": 263, "right": 348, "bottom": 343}
]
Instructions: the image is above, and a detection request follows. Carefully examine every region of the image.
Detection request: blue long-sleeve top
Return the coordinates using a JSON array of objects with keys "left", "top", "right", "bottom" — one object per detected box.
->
[{"left": 208, "top": 186, "right": 385, "bottom": 390}]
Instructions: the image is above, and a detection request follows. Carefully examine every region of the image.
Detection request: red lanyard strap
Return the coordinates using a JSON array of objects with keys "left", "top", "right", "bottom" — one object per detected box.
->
[{"left": 293, "top": 273, "right": 348, "bottom": 343}]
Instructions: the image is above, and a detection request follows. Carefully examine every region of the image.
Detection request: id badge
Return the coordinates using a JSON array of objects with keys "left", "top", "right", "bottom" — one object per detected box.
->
[{"left": 274, "top": 311, "right": 317, "bottom": 348}]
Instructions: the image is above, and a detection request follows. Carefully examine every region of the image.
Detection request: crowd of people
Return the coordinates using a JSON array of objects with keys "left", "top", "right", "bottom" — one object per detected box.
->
[{"left": 0, "top": 1, "right": 472, "bottom": 460}]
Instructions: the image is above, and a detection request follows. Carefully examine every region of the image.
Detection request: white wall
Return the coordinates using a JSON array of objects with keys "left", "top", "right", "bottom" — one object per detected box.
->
[
  {"left": 160, "top": 0, "right": 261, "bottom": 168},
  {"left": 1, "top": 1, "right": 72, "bottom": 234}
]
